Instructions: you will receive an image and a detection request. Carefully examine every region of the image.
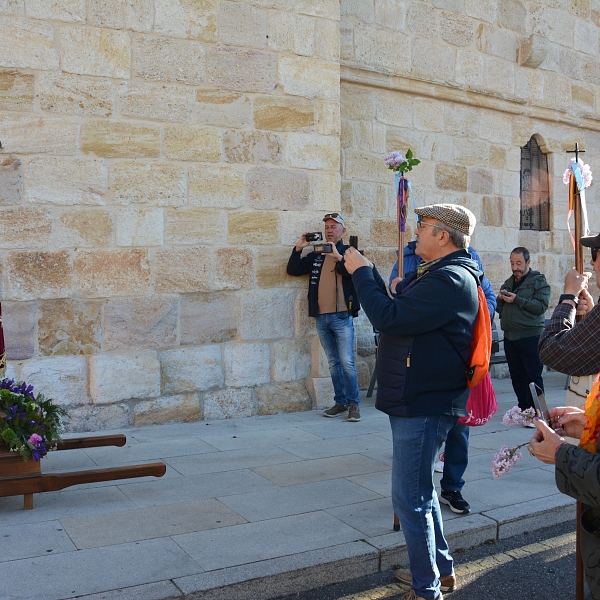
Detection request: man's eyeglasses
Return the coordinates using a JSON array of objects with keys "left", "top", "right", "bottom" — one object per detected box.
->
[
  {"left": 416, "top": 220, "right": 446, "bottom": 233},
  {"left": 592, "top": 247, "right": 600, "bottom": 262},
  {"left": 323, "top": 213, "right": 340, "bottom": 220}
]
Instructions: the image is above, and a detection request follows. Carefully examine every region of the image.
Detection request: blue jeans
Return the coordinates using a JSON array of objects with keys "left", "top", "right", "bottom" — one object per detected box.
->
[
  {"left": 504, "top": 335, "right": 544, "bottom": 410},
  {"left": 316, "top": 312, "right": 359, "bottom": 406},
  {"left": 389, "top": 414, "right": 457, "bottom": 600},
  {"left": 440, "top": 423, "right": 469, "bottom": 493}
]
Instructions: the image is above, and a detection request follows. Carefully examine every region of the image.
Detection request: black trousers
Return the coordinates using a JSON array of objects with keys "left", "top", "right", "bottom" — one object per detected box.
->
[{"left": 504, "top": 335, "right": 544, "bottom": 410}]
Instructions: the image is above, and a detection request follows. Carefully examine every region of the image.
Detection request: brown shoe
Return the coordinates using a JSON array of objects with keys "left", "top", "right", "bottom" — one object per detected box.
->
[
  {"left": 396, "top": 568, "right": 456, "bottom": 592},
  {"left": 347, "top": 402, "right": 361, "bottom": 421},
  {"left": 323, "top": 404, "right": 348, "bottom": 417}
]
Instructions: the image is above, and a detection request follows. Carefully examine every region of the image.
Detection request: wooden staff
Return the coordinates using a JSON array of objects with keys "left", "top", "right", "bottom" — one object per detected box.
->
[{"left": 568, "top": 144, "right": 585, "bottom": 600}]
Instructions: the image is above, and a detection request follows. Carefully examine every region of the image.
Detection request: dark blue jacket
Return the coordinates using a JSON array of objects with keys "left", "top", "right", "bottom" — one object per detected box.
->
[
  {"left": 286, "top": 240, "right": 361, "bottom": 318},
  {"left": 353, "top": 250, "right": 480, "bottom": 417},
  {"left": 389, "top": 241, "right": 496, "bottom": 318}
]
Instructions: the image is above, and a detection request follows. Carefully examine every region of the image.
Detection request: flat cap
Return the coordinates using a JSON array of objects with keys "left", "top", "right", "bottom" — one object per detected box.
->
[
  {"left": 415, "top": 203, "right": 476, "bottom": 236},
  {"left": 580, "top": 233, "right": 600, "bottom": 248}
]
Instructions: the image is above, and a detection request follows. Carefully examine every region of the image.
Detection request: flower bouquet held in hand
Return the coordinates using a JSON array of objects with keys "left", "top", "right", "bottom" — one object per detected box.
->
[
  {"left": 0, "top": 379, "right": 66, "bottom": 462},
  {"left": 490, "top": 406, "right": 537, "bottom": 478},
  {"left": 384, "top": 149, "right": 420, "bottom": 278}
]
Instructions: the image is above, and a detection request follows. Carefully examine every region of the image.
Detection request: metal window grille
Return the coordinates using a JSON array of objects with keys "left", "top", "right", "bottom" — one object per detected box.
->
[{"left": 520, "top": 137, "right": 550, "bottom": 231}]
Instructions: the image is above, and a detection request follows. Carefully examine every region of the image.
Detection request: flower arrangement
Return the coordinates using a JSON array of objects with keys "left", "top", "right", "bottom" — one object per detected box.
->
[
  {"left": 563, "top": 157, "right": 593, "bottom": 188},
  {"left": 0, "top": 379, "right": 66, "bottom": 462},
  {"left": 490, "top": 406, "right": 536, "bottom": 478},
  {"left": 384, "top": 149, "right": 420, "bottom": 175}
]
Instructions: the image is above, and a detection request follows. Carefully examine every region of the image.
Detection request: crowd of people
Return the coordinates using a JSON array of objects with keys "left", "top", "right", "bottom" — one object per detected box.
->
[{"left": 289, "top": 207, "right": 600, "bottom": 600}]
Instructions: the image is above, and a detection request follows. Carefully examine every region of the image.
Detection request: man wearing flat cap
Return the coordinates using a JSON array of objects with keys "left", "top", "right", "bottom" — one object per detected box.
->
[
  {"left": 287, "top": 213, "right": 362, "bottom": 422},
  {"left": 344, "top": 203, "right": 481, "bottom": 600}
]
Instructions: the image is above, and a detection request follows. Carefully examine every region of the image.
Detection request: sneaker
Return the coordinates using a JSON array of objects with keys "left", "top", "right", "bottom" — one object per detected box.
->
[
  {"left": 524, "top": 422, "right": 536, "bottom": 428},
  {"left": 440, "top": 490, "right": 470, "bottom": 514},
  {"left": 323, "top": 404, "right": 348, "bottom": 418},
  {"left": 347, "top": 403, "right": 361, "bottom": 422},
  {"left": 399, "top": 590, "right": 444, "bottom": 600},
  {"left": 396, "top": 569, "right": 456, "bottom": 593}
]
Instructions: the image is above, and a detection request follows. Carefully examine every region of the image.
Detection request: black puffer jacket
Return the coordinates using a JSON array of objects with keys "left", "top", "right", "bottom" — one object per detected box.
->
[{"left": 352, "top": 250, "right": 480, "bottom": 417}]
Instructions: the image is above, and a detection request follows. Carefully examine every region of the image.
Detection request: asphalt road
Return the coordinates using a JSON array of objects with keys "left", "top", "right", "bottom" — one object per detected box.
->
[{"left": 277, "top": 520, "right": 592, "bottom": 600}]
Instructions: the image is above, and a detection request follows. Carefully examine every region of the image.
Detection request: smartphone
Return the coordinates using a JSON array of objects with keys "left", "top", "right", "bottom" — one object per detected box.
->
[
  {"left": 529, "top": 382, "right": 552, "bottom": 427},
  {"left": 500, "top": 289, "right": 510, "bottom": 296}
]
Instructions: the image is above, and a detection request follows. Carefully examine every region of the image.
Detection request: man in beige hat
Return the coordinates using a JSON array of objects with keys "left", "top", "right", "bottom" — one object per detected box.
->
[{"left": 344, "top": 203, "right": 480, "bottom": 600}]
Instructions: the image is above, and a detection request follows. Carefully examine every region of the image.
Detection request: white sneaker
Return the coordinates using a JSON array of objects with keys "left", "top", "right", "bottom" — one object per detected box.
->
[
  {"left": 434, "top": 460, "right": 444, "bottom": 473},
  {"left": 524, "top": 422, "right": 536, "bottom": 428}
]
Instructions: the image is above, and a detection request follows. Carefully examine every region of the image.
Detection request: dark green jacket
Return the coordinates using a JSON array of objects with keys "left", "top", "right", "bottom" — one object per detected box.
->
[{"left": 496, "top": 269, "right": 550, "bottom": 341}]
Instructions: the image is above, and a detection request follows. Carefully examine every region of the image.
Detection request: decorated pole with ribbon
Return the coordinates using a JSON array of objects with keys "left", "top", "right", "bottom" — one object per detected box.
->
[
  {"left": 385, "top": 149, "right": 420, "bottom": 279},
  {"left": 564, "top": 143, "right": 592, "bottom": 600}
]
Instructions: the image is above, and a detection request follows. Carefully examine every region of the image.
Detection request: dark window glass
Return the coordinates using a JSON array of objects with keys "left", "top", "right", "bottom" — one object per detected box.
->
[{"left": 520, "top": 137, "right": 550, "bottom": 231}]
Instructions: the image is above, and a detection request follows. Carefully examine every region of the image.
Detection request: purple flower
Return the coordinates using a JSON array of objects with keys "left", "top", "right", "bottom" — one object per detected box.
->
[
  {"left": 28, "top": 433, "right": 42, "bottom": 445},
  {"left": 491, "top": 444, "right": 525, "bottom": 479},
  {"left": 385, "top": 151, "right": 405, "bottom": 169},
  {"left": 502, "top": 406, "right": 535, "bottom": 426}
]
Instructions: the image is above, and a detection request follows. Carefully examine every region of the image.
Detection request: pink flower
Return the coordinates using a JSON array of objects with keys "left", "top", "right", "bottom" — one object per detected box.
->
[
  {"left": 385, "top": 151, "right": 405, "bottom": 169},
  {"left": 501, "top": 406, "right": 535, "bottom": 426},
  {"left": 28, "top": 433, "right": 42, "bottom": 445},
  {"left": 491, "top": 445, "right": 524, "bottom": 479},
  {"left": 563, "top": 157, "right": 593, "bottom": 188}
]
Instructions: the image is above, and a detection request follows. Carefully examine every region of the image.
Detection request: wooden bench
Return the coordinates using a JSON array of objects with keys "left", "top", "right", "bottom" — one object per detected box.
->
[{"left": 0, "top": 434, "right": 166, "bottom": 510}]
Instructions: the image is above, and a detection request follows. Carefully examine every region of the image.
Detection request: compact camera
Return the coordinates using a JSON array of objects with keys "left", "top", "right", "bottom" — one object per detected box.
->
[
  {"left": 305, "top": 232, "right": 323, "bottom": 242},
  {"left": 314, "top": 243, "right": 333, "bottom": 253}
]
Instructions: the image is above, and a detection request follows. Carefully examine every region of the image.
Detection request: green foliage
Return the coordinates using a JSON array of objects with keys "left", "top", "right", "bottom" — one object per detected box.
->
[{"left": 0, "top": 380, "right": 67, "bottom": 462}]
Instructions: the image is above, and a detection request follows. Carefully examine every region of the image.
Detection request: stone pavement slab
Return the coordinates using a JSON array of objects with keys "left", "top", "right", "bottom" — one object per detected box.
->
[
  {"left": 60, "top": 499, "right": 246, "bottom": 549},
  {"left": 0, "top": 537, "right": 202, "bottom": 600},
  {"left": 220, "top": 477, "right": 382, "bottom": 521},
  {"left": 251, "top": 453, "right": 390, "bottom": 486},
  {"left": 172, "top": 511, "right": 364, "bottom": 570}
]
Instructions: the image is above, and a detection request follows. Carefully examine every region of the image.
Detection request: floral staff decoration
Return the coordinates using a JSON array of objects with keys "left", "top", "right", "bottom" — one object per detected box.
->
[
  {"left": 0, "top": 379, "right": 66, "bottom": 462},
  {"left": 384, "top": 149, "right": 420, "bottom": 278},
  {"left": 563, "top": 153, "right": 593, "bottom": 250}
]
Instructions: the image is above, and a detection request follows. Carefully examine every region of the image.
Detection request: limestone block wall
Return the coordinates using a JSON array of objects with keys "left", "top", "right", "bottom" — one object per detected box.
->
[
  {"left": 0, "top": 0, "right": 341, "bottom": 430},
  {"left": 340, "top": 0, "right": 600, "bottom": 310}
]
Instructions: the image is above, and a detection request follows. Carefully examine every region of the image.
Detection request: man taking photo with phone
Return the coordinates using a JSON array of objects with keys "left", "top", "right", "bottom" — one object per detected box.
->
[{"left": 287, "top": 213, "right": 362, "bottom": 422}]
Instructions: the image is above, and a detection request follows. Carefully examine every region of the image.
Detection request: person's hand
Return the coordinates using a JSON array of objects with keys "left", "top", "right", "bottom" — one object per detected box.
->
[
  {"left": 548, "top": 406, "right": 588, "bottom": 439},
  {"left": 343, "top": 247, "right": 371, "bottom": 274},
  {"left": 500, "top": 290, "right": 516, "bottom": 303},
  {"left": 390, "top": 276, "right": 403, "bottom": 294},
  {"left": 576, "top": 288, "right": 595, "bottom": 317},
  {"left": 529, "top": 418, "right": 566, "bottom": 465},
  {"left": 295, "top": 232, "right": 311, "bottom": 252},
  {"left": 564, "top": 269, "right": 591, "bottom": 297},
  {"left": 328, "top": 244, "right": 343, "bottom": 261}
]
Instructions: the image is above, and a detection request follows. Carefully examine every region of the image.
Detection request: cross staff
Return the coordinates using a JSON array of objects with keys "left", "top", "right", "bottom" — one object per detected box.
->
[{"left": 565, "top": 143, "right": 586, "bottom": 600}]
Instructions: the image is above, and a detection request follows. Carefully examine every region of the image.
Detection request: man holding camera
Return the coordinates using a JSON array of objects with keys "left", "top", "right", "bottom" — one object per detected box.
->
[
  {"left": 496, "top": 247, "right": 550, "bottom": 414},
  {"left": 286, "top": 213, "right": 362, "bottom": 422}
]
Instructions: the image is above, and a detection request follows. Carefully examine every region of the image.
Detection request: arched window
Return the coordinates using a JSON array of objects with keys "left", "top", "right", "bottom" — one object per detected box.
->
[{"left": 520, "top": 136, "right": 550, "bottom": 231}]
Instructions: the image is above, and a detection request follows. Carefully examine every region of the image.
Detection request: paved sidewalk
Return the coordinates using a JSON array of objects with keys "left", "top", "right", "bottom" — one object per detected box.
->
[{"left": 0, "top": 371, "right": 575, "bottom": 600}]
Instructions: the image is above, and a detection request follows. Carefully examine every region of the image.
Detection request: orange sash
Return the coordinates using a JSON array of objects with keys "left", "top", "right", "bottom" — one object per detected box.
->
[{"left": 579, "top": 376, "right": 600, "bottom": 453}]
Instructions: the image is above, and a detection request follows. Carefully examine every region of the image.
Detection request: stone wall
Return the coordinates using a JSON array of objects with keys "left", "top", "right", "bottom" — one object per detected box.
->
[
  {"left": 0, "top": 0, "right": 341, "bottom": 430},
  {"left": 1, "top": 0, "right": 600, "bottom": 429}
]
